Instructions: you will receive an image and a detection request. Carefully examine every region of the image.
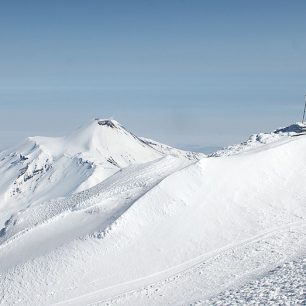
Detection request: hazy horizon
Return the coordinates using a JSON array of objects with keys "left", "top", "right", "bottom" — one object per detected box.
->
[{"left": 1, "top": 0, "right": 305, "bottom": 151}]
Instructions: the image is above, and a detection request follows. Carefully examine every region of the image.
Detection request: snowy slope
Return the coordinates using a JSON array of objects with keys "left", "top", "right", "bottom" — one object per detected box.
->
[
  {"left": 0, "top": 119, "right": 199, "bottom": 229},
  {"left": 140, "top": 137, "right": 205, "bottom": 160},
  {"left": 210, "top": 122, "right": 306, "bottom": 156},
  {"left": 202, "top": 257, "right": 306, "bottom": 305},
  {"left": 0, "top": 122, "right": 305, "bottom": 305}
]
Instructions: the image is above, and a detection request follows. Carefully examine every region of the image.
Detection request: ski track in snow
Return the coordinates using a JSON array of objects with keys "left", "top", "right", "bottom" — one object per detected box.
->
[
  {"left": 55, "top": 222, "right": 306, "bottom": 306},
  {"left": 0, "top": 156, "right": 192, "bottom": 270},
  {"left": 0, "top": 122, "right": 306, "bottom": 306},
  {"left": 0, "top": 119, "right": 202, "bottom": 230},
  {"left": 200, "top": 257, "right": 306, "bottom": 306}
]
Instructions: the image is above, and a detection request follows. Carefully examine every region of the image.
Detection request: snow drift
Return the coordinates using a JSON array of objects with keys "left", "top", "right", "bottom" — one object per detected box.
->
[
  {"left": 0, "top": 121, "right": 305, "bottom": 305},
  {"left": 0, "top": 119, "right": 203, "bottom": 229}
]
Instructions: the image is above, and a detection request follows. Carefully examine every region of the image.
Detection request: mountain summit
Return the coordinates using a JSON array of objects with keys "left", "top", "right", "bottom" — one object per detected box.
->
[
  {"left": 0, "top": 121, "right": 305, "bottom": 305},
  {"left": 0, "top": 119, "right": 203, "bottom": 224}
]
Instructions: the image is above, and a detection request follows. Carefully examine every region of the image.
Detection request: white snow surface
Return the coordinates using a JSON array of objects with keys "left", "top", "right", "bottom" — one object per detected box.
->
[
  {"left": 201, "top": 257, "right": 306, "bottom": 306},
  {"left": 0, "top": 119, "right": 201, "bottom": 229},
  {"left": 210, "top": 121, "right": 306, "bottom": 157},
  {"left": 0, "top": 121, "right": 305, "bottom": 305}
]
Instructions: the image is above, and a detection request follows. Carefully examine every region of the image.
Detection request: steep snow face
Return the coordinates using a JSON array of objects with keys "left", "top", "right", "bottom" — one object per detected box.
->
[
  {"left": 26, "top": 119, "right": 163, "bottom": 164},
  {"left": 140, "top": 137, "right": 205, "bottom": 160},
  {"left": 210, "top": 122, "right": 306, "bottom": 157},
  {"left": 0, "top": 119, "right": 199, "bottom": 227},
  {"left": 0, "top": 123, "right": 305, "bottom": 305},
  {"left": 0, "top": 139, "right": 93, "bottom": 228},
  {"left": 60, "top": 119, "right": 163, "bottom": 163}
]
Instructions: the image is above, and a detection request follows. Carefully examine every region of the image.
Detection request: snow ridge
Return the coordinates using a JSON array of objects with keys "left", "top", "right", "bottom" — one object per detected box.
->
[
  {"left": 210, "top": 122, "right": 306, "bottom": 157},
  {"left": 0, "top": 121, "right": 305, "bottom": 305},
  {"left": 0, "top": 119, "right": 199, "bottom": 229}
]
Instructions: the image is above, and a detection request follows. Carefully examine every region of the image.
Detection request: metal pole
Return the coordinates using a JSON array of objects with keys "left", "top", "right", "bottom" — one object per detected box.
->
[{"left": 303, "top": 94, "right": 306, "bottom": 124}]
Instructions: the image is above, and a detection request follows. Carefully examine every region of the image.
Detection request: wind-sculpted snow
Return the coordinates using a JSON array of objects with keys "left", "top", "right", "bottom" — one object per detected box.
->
[
  {"left": 140, "top": 137, "right": 205, "bottom": 160},
  {"left": 0, "top": 139, "right": 96, "bottom": 228},
  {"left": 210, "top": 122, "right": 306, "bottom": 157},
  {"left": 0, "top": 156, "right": 192, "bottom": 269},
  {"left": 202, "top": 257, "right": 306, "bottom": 306},
  {"left": 0, "top": 122, "right": 305, "bottom": 305},
  {"left": 94, "top": 223, "right": 306, "bottom": 306},
  {"left": 0, "top": 119, "right": 199, "bottom": 229}
]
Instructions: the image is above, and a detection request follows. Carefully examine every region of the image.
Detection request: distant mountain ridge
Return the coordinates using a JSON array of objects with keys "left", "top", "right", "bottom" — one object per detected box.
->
[{"left": 210, "top": 122, "right": 306, "bottom": 157}]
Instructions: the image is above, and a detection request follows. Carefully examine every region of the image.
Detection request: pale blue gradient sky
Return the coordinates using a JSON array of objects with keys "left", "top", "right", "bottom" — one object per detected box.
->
[{"left": 0, "top": 0, "right": 305, "bottom": 152}]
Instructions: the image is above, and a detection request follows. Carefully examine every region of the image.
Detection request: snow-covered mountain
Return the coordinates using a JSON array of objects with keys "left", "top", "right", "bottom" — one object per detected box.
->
[
  {"left": 210, "top": 122, "right": 306, "bottom": 157},
  {"left": 0, "top": 122, "right": 305, "bottom": 305},
  {"left": 0, "top": 119, "right": 203, "bottom": 228}
]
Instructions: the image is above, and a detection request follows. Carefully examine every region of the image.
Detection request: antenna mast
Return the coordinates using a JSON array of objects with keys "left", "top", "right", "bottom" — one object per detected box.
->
[{"left": 303, "top": 94, "right": 306, "bottom": 124}]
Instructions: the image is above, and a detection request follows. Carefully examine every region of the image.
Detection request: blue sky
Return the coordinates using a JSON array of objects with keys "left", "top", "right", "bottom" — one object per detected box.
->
[{"left": 0, "top": 0, "right": 305, "bottom": 152}]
